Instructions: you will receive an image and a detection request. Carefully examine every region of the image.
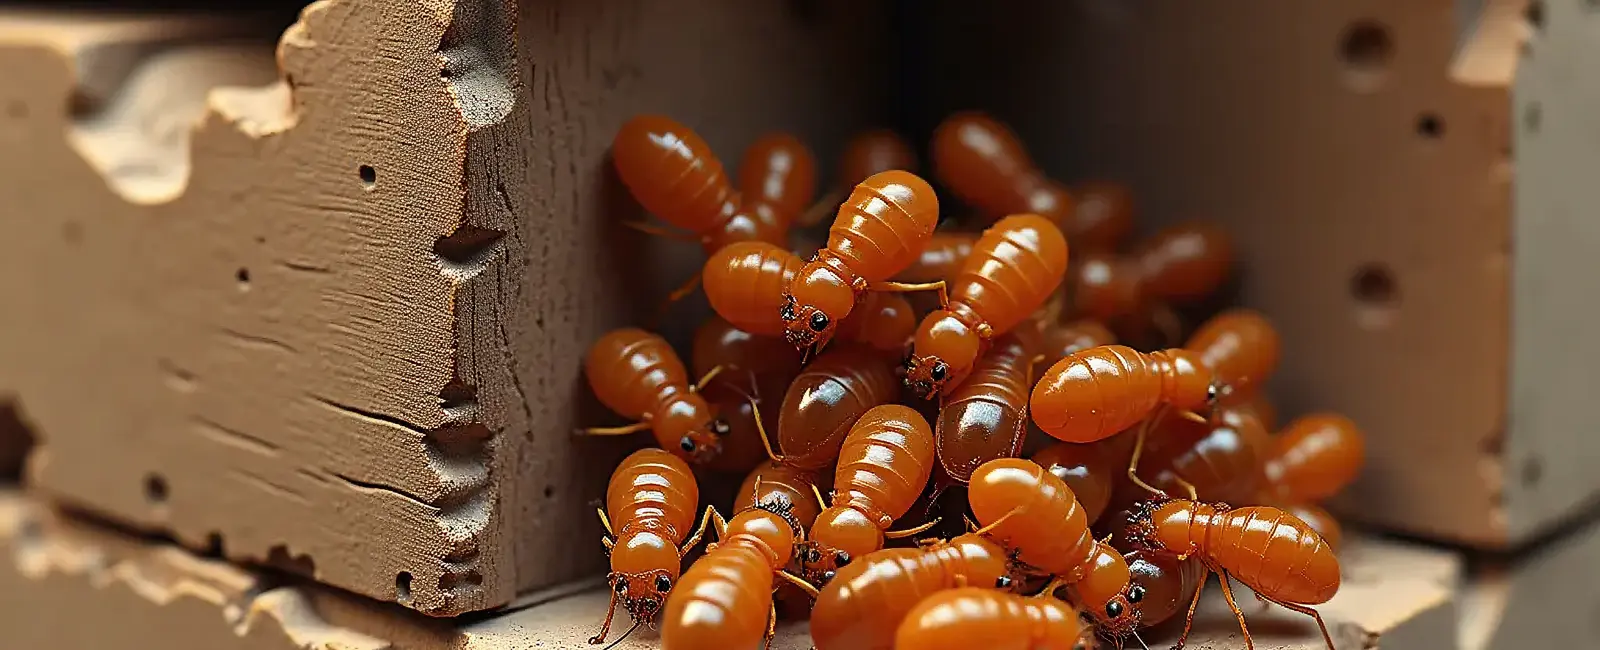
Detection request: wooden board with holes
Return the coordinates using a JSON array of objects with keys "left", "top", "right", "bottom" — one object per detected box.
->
[
  {"left": 925, "top": 0, "right": 1600, "bottom": 549},
  {"left": 0, "top": 1, "right": 887, "bottom": 615},
  {"left": 0, "top": 488, "right": 1460, "bottom": 650}
]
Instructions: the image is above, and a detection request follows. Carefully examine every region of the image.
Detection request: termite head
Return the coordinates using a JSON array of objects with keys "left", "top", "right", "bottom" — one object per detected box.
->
[
  {"left": 802, "top": 505, "right": 876, "bottom": 582},
  {"left": 655, "top": 394, "right": 728, "bottom": 465},
  {"left": 606, "top": 528, "right": 682, "bottom": 627},
  {"left": 781, "top": 264, "right": 856, "bottom": 351},
  {"left": 1121, "top": 495, "right": 1172, "bottom": 553},
  {"left": 904, "top": 311, "right": 981, "bottom": 398},
  {"left": 1075, "top": 542, "right": 1142, "bottom": 639}
]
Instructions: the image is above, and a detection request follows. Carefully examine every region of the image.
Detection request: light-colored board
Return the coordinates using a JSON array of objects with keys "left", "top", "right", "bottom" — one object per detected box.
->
[
  {"left": 1460, "top": 511, "right": 1600, "bottom": 650},
  {"left": 921, "top": 0, "right": 1600, "bottom": 549},
  {"left": 0, "top": 489, "right": 1460, "bottom": 650},
  {"left": 0, "top": 0, "right": 886, "bottom": 615}
]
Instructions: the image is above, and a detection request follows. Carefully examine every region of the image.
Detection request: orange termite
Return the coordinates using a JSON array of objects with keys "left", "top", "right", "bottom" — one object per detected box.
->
[
  {"left": 1069, "top": 221, "right": 1234, "bottom": 328},
  {"left": 796, "top": 129, "right": 920, "bottom": 229},
  {"left": 1124, "top": 494, "right": 1341, "bottom": 650},
  {"left": 773, "top": 344, "right": 901, "bottom": 471},
  {"left": 690, "top": 317, "right": 804, "bottom": 475},
  {"left": 803, "top": 405, "right": 939, "bottom": 581},
  {"left": 905, "top": 214, "right": 1069, "bottom": 398},
  {"left": 930, "top": 111, "right": 1074, "bottom": 227},
  {"left": 933, "top": 333, "right": 1036, "bottom": 493},
  {"left": 658, "top": 491, "right": 818, "bottom": 650},
  {"left": 967, "top": 458, "right": 1143, "bottom": 636},
  {"left": 1068, "top": 180, "right": 1137, "bottom": 253},
  {"left": 738, "top": 132, "right": 818, "bottom": 229},
  {"left": 1283, "top": 502, "right": 1343, "bottom": 551},
  {"left": 1035, "top": 319, "right": 1117, "bottom": 369},
  {"left": 892, "top": 231, "right": 977, "bottom": 285},
  {"left": 1185, "top": 308, "right": 1281, "bottom": 401},
  {"left": 736, "top": 459, "right": 832, "bottom": 534},
  {"left": 590, "top": 449, "right": 718, "bottom": 643},
  {"left": 1030, "top": 345, "right": 1216, "bottom": 445},
  {"left": 579, "top": 328, "right": 729, "bottom": 464},
  {"left": 780, "top": 170, "right": 943, "bottom": 354},
  {"left": 704, "top": 242, "right": 922, "bottom": 352},
  {"left": 810, "top": 533, "right": 1021, "bottom": 650},
  {"left": 1259, "top": 413, "right": 1366, "bottom": 504},
  {"left": 1028, "top": 437, "right": 1126, "bottom": 526},
  {"left": 1122, "top": 407, "right": 1272, "bottom": 507},
  {"left": 894, "top": 588, "right": 1088, "bottom": 650}
]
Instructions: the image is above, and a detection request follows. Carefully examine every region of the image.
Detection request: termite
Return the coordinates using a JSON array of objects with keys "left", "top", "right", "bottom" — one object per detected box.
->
[
  {"left": 737, "top": 460, "right": 832, "bottom": 534},
  {"left": 1069, "top": 221, "right": 1234, "bottom": 331},
  {"left": 1035, "top": 319, "right": 1117, "bottom": 369},
  {"left": 658, "top": 491, "right": 819, "bottom": 650},
  {"left": 1115, "top": 549, "right": 1207, "bottom": 635},
  {"left": 738, "top": 132, "right": 818, "bottom": 229},
  {"left": 691, "top": 317, "right": 803, "bottom": 475},
  {"left": 1067, "top": 180, "right": 1137, "bottom": 253},
  {"left": 1122, "top": 407, "right": 1271, "bottom": 506},
  {"left": 1226, "top": 392, "right": 1278, "bottom": 431},
  {"left": 967, "top": 458, "right": 1143, "bottom": 635},
  {"left": 894, "top": 588, "right": 1089, "bottom": 650},
  {"left": 797, "top": 129, "right": 920, "bottom": 229},
  {"left": 1124, "top": 494, "right": 1342, "bottom": 650},
  {"left": 803, "top": 404, "right": 940, "bottom": 581},
  {"left": 930, "top": 111, "right": 1074, "bottom": 227},
  {"left": 1030, "top": 345, "right": 1216, "bottom": 444},
  {"left": 1185, "top": 308, "right": 1281, "bottom": 401},
  {"left": 810, "top": 533, "right": 1021, "bottom": 650},
  {"left": 579, "top": 328, "right": 729, "bottom": 464},
  {"left": 1259, "top": 413, "right": 1366, "bottom": 504},
  {"left": 774, "top": 343, "right": 901, "bottom": 471},
  {"left": 933, "top": 332, "right": 1036, "bottom": 495},
  {"left": 781, "top": 170, "right": 943, "bottom": 355},
  {"left": 835, "top": 291, "right": 918, "bottom": 354},
  {"left": 1029, "top": 437, "right": 1126, "bottom": 526},
  {"left": 893, "top": 231, "right": 978, "bottom": 285},
  {"left": 1285, "top": 502, "right": 1343, "bottom": 551},
  {"left": 905, "top": 213, "right": 1070, "bottom": 398},
  {"left": 590, "top": 449, "right": 719, "bottom": 644}
]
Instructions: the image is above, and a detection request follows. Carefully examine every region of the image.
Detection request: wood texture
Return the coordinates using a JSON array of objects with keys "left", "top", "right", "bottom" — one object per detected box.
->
[
  {"left": 0, "top": 0, "right": 886, "bottom": 615},
  {"left": 923, "top": 0, "right": 1577, "bottom": 548},
  {"left": 0, "top": 488, "right": 1461, "bottom": 650}
]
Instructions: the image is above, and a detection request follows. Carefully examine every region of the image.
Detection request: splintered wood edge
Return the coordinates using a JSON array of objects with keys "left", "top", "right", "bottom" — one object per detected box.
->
[{"left": 0, "top": 490, "right": 1462, "bottom": 650}]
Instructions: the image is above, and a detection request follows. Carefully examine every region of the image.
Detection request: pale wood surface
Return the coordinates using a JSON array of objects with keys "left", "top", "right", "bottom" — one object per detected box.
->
[{"left": 0, "top": 0, "right": 886, "bottom": 615}]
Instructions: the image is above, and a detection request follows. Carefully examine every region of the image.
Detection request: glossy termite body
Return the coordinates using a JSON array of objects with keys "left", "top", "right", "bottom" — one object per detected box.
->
[
  {"left": 1119, "top": 549, "right": 1207, "bottom": 632},
  {"left": 930, "top": 111, "right": 1074, "bottom": 228},
  {"left": 810, "top": 533, "right": 1021, "bottom": 650},
  {"left": 1258, "top": 413, "right": 1366, "bottom": 504},
  {"left": 1069, "top": 221, "right": 1234, "bottom": 328},
  {"left": 774, "top": 344, "right": 902, "bottom": 471},
  {"left": 1067, "top": 180, "right": 1137, "bottom": 253},
  {"left": 894, "top": 588, "right": 1087, "bottom": 650},
  {"left": 1185, "top": 309, "right": 1281, "bottom": 402},
  {"left": 1119, "top": 407, "right": 1272, "bottom": 507},
  {"left": 690, "top": 317, "right": 804, "bottom": 475},
  {"left": 590, "top": 449, "right": 718, "bottom": 644},
  {"left": 905, "top": 214, "right": 1069, "bottom": 398},
  {"left": 580, "top": 328, "right": 729, "bottom": 464},
  {"left": 1029, "top": 436, "right": 1128, "bottom": 526},
  {"left": 967, "top": 458, "right": 1144, "bottom": 638},
  {"left": 738, "top": 132, "right": 818, "bottom": 229},
  {"left": 1124, "top": 494, "right": 1342, "bottom": 650},
  {"left": 781, "top": 170, "right": 943, "bottom": 354},
  {"left": 703, "top": 242, "right": 918, "bottom": 354},
  {"left": 658, "top": 494, "right": 819, "bottom": 650},
  {"left": 796, "top": 129, "right": 921, "bottom": 229},
  {"left": 736, "top": 460, "right": 832, "bottom": 535},
  {"left": 1030, "top": 345, "right": 1216, "bottom": 445},
  {"left": 1035, "top": 319, "right": 1117, "bottom": 369},
  {"left": 933, "top": 332, "right": 1036, "bottom": 494},
  {"left": 803, "top": 404, "right": 939, "bottom": 582},
  {"left": 1284, "top": 502, "right": 1343, "bottom": 550}
]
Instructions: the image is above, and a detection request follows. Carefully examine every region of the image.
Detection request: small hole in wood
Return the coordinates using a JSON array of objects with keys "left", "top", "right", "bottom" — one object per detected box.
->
[
  {"left": 359, "top": 165, "right": 377, "bottom": 188},
  {"left": 396, "top": 572, "right": 413, "bottom": 602},
  {"left": 543, "top": 485, "right": 555, "bottom": 498},
  {"left": 1338, "top": 20, "right": 1393, "bottom": 89},
  {"left": 144, "top": 474, "right": 169, "bottom": 504},
  {"left": 1522, "top": 457, "right": 1543, "bottom": 487},
  {"left": 62, "top": 222, "right": 82, "bottom": 244},
  {"left": 1416, "top": 113, "right": 1445, "bottom": 139},
  {"left": 236, "top": 268, "right": 251, "bottom": 287},
  {"left": 1526, "top": 1, "right": 1545, "bottom": 29},
  {"left": 1351, "top": 264, "right": 1397, "bottom": 305},
  {"left": 1523, "top": 103, "right": 1542, "bottom": 133}
]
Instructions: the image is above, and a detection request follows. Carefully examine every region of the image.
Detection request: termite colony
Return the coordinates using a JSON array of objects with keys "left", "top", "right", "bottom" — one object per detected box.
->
[{"left": 578, "top": 112, "right": 1367, "bottom": 650}]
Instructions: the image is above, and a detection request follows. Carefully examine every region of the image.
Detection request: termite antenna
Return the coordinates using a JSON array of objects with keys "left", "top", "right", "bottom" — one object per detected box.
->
[
  {"left": 599, "top": 619, "right": 642, "bottom": 650},
  {"left": 1132, "top": 629, "right": 1152, "bottom": 650}
]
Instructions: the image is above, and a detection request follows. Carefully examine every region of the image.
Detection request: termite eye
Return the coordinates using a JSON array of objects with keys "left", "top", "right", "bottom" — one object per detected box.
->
[
  {"left": 1206, "top": 383, "right": 1220, "bottom": 402},
  {"left": 679, "top": 437, "right": 696, "bottom": 453},
  {"left": 809, "top": 311, "right": 830, "bottom": 332},
  {"left": 994, "top": 575, "right": 1013, "bottom": 589},
  {"left": 780, "top": 301, "right": 796, "bottom": 321},
  {"left": 614, "top": 580, "right": 627, "bottom": 594},
  {"left": 710, "top": 420, "right": 731, "bottom": 436},
  {"left": 654, "top": 575, "right": 672, "bottom": 592},
  {"left": 930, "top": 363, "right": 947, "bottom": 381},
  {"left": 1128, "top": 586, "right": 1145, "bottom": 603},
  {"left": 834, "top": 551, "right": 851, "bottom": 566},
  {"left": 1105, "top": 601, "right": 1124, "bottom": 618}
]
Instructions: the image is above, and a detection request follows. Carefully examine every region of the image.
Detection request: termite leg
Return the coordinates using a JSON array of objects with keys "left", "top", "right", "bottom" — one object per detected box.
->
[
  {"left": 1215, "top": 571, "right": 1255, "bottom": 650},
  {"left": 871, "top": 280, "right": 948, "bottom": 308},
  {"left": 778, "top": 570, "right": 820, "bottom": 599},
  {"left": 746, "top": 397, "right": 786, "bottom": 463},
  {"left": 601, "top": 537, "right": 614, "bottom": 552},
  {"left": 578, "top": 421, "right": 652, "bottom": 437},
  {"left": 588, "top": 590, "right": 619, "bottom": 644},
  {"left": 972, "top": 507, "right": 1021, "bottom": 536},
  {"left": 1263, "top": 596, "right": 1335, "bottom": 650},
  {"left": 648, "top": 273, "right": 703, "bottom": 327},
  {"left": 693, "top": 364, "right": 727, "bottom": 393},
  {"left": 682, "top": 504, "right": 726, "bottom": 552},
  {"left": 1173, "top": 476, "right": 1200, "bottom": 502},
  {"left": 596, "top": 507, "right": 615, "bottom": 538},
  {"left": 1173, "top": 569, "right": 1210, "bottom": 650},
  {"left": 1126, "top": 408, "right": 1166, "bottom": 496},
  {"left": 1177, "top": 409, "right": 1209, "bottom": 425},
  {"left": 763, "top": 599, "right": 778, "bottom": 650},
  {"left": 810, "top": 483, "right": 830, "bottom": 511},
  {"left": 883, "top": 517, "right": 943, "bottom": 539},
  {"left": 623, "top": 220, "right": 700, "bottom": 242},
  {"left": 963, "top": 514, "right": 980, "bottom": 532},
  {"left": 1032, "top": 576, "right": 1065, "bottom": 599}
]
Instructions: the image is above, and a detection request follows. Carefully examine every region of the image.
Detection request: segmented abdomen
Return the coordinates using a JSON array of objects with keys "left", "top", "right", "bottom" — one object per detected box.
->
[
  {"left": 951, "top": 214, "right": 1069, "bottom": 335},
  {"left": 809, "top": 547, "right": 954, "bottom": 650},
  {"left": 836, "top": 405, "right": 936, "bottom": 521},
  {"left": 585, "top": 328, "right": 689, "bottom": 420},
  {"left": 660, "top": 543, "right": 775, "bottom": 650},
  {"left": 993, "top": 461, "right": 1097, "bottom": 576},
  {"left": 778, "top": 346, "right": 899, "bottom": 470},
  {"left": 893, "top": 589, "right": 1083, "bottom": 650},
  {"left": 1211, "top": 506, "right": 1341, "bottom": 605},
  {"left": 703, "top": 242, "right": 802, "bottom": 338},
  {"left": 826, "top": 170, "right": 939, "bottom": 281},
  {"left": 894, "top": 231, "right": 976, "bottom": 284},
  {"left": 611, "top": 115, "right": 732, "bottom": 234},
  {"left": 937, "top": 335, "right": 1032, "bottom": 484},
  {"left": 1030, "top": 345, "right": 1164, "bottom": 443},
  {"left": 607, "top": 448, "right": 698, "bottom": 541},
  {"left": 738, "top": 132, "right": 817, "bottom": 221}
]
